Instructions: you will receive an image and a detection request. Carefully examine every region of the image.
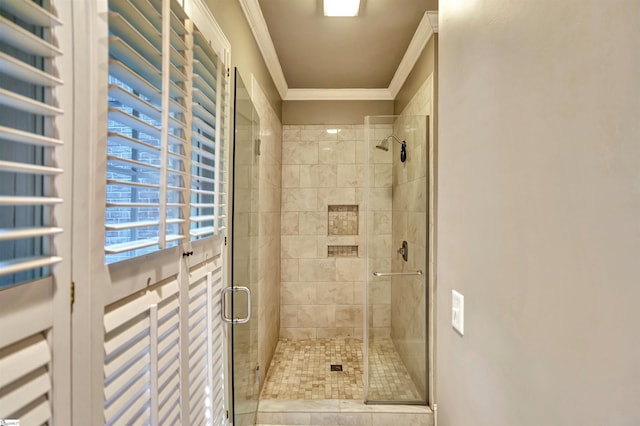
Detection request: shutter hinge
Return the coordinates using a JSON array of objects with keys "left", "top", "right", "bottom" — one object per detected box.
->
[
  {"left": 70, "top": 281, "right": 75, "bottom": 306},
  {"left": 255, "top": 138, "right": 261, "bottom": 156},
  {"left": 227, "top": 67, "right": 230, "bottom": 78},
  {"left": 224, "top": 236, "right": 227, "bottom": 246},
  {"left": 226, "top": 410, "right": 229, "bottom": 419}
]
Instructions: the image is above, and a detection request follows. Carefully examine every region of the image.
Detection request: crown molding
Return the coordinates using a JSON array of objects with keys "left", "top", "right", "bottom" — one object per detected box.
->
[
  {"left": 239, "top": 1, "right": 438, "bottom": 101},
  {"left": 427, "top": 11, "right": 439, "bottom": 33},
  {"left": 285, "top": 88, "right": 394, "bottom": 101},
  {"left": 387, "top": 11, "right": 437, "bottom": 98},
  {"left": 238, "top": 0, "right": 288, "bottom": 99}
]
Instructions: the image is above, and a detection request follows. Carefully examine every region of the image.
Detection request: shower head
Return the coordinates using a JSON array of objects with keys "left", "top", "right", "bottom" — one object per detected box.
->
[
  {"left": 376, "top": 135, "right": 407, "bottom": 162},
  {"left": 375, "top": 139, "right": 389, "bottom": 151}
]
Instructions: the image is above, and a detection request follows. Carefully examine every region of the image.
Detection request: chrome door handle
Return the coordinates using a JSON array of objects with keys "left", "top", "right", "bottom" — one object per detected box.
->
[
  {"left": 372, "top": 270, "right": 422, "bottom": 277},
  {"left": 221, "top": 286, "right": 252, "bottom": 324}
]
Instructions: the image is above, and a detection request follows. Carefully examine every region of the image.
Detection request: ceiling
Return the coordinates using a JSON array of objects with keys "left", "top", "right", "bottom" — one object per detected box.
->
[{"left": 240, "top": 0, "right": 438, "bottom": 100}]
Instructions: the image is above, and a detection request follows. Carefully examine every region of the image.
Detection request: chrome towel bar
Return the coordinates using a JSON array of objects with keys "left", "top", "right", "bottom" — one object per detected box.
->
[{"left": 372, "top": 270, "right": 422, "bottom": 277}]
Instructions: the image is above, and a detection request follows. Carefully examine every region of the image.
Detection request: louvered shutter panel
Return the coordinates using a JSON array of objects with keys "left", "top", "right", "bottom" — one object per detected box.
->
[
  {"left": 156, "top": 291, "right": 181, "bottom": 425},
  {"left": 189, "top": 29, "right": 220, "bottom": 240},
  {"left": 0, "top": 333, "right": 52, "bottom": 424},
  {"left": 105, "top": 0, "right": 189, "bottom": 263},
  {"left": 188, "top": 259, "right": 227, "bottom": 425},
  {"left": 208, "top": 262, "right": 227, "bottom": 425},
  {"left": 103, "top": 277, "right": 181, "bottom": 425},
  {"left": 0, "top": 0, "right": 65, "bottom": 287}
]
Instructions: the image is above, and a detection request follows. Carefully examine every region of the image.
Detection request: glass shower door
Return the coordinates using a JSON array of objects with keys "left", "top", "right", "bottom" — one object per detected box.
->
[
  {"left": 230, "top": 68, "right": 260, "bottom": 425},
  {"left": 365, "top": 114, "right": 429, "bottom": 404}
]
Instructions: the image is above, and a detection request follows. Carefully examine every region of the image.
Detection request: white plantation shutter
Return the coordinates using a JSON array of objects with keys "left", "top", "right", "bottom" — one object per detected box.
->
[
  {"left": 103, "top": 255, "right": 227, "bottom": 425},
  {"left": 105, "top": 0, "right": 229, "bottom": 263},
  {"left": 0, "top": 0, "right": 65, "bottom": 287},
  {"left": 105, "top": 0, "right": 190, "bottom": 263},
  {"left": 189, "top": 29, "right": 228, "bottom": 239},
  {"left": 103, "top": 278, "right": 181, "bottom": 425},
  {"left": 188, "top": 261, "right": 226, "bottom": 425}
]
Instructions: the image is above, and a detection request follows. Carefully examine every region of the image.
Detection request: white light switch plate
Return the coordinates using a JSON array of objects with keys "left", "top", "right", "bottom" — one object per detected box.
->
[{"left": 452, "top": 289, "right": 464, "bottom": 335}]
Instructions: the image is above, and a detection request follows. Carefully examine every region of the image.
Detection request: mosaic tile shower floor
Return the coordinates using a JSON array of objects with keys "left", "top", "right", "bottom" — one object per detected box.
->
[{"left": 261, "top": 338, "right": 420, "bottom": 401}]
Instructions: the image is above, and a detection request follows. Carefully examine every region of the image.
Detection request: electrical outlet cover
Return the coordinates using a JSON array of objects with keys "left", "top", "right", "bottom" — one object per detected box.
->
[{"left": 452, "top": 289, "right": 464, "bottom": 335}]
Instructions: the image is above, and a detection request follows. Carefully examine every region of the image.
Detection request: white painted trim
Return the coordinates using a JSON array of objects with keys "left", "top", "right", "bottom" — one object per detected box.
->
[
  {"left": 427, "top": 11, "right": 439, "bottom": 33},
  {"left": 239, "top": 0, "right": 438, "bottom": 101},
  {"left": 285, "top": 88, "right": 394, "bottom": 101},
  {"left": 185, "top": 0, "right": 231, "bottom": 64},
  {"left": 388, "top": 11, "right": 436, "bottom": 98},
  {"left": 238, "top": 0, "right": 288, "bottom": 99}
]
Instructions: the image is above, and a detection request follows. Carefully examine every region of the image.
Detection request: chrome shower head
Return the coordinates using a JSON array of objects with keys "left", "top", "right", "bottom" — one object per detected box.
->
[
  {"left": 376, "top": 135, "right": 407, "bottom": 162},
  {"left": 375, "top": 139, "right": 389, "bottom": 151}
]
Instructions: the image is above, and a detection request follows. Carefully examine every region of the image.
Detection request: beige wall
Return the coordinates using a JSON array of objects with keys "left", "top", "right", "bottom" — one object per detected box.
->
[
  {"left": 438, "top": 1, "right": 640, "bottom": 425},
  {"left": 280, "top": 125, "right": 375, "bottom": 339},
  {"left": 282, "top": 101, "right": 394, "bottom": 125},
  {"left": 205, "top": 0, "right": 282, "bottom": 119}
]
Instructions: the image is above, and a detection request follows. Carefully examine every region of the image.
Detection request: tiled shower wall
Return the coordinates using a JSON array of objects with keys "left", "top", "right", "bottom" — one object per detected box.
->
[
  {"left": 280, "top": 124, "right": 392, "bottom": 339},
  {"left": 390, "top": 75, "right": 434, "bottom": 398},
  {"left": 251, "top": 76, "right": 282, "bottom": 385}
]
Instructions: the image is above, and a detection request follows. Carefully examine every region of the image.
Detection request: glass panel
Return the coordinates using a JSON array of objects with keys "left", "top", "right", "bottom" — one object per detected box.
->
[
  {"left": 231, "top": 68, "right": 260, "bottom": 425},
  {"left": 365, "top": 115, "right": 429, "bottom": 404}
]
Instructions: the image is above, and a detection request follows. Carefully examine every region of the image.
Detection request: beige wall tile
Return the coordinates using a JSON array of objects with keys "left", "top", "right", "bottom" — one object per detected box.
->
[
  {"left": 373, "top": 211, "right": 392, "bottom": 235},
  {"left": 316, "top": 328, "right": 356, "bottom": 339},
  {"left": 336, "top": 305, "right": 364, "bottom": 327},
  {"left": 300, "top": 164, "right": 337, "bottom": 188},
  {"left": 281, "top": 212, "right": 299, "bottom": 235},
  {"left": 282, "top": 188, "right": 318, "bottom": 212},
  {"left": 281, "top": 282, "right": 316, "bottom": 305},
  {"left": 316, "top": 282, "right": 354, "bottom": 305},
  {"left": 319, "top": 140, "right": 356, "bottom": 164},
  {"left": 298, "top": 305, "right": 336, "bottom": 327},
  {"left": 369, "top": 281, "right": 391, "bottom": 304},
  {"left": 336, "top": 258, "right": 364, "bottom": 282},
  {"left": 374, "top": 164, "right": 392, "bottom": 188},
  {"left": 299, "top": 259, "right": 336, "bottom": 282},
  {"left": 337, "top": 164, "right": 366, "bottom": 187},
  {"left": 369, "top": 187, "right": 392, "bottom": 211},
  {"left": 281, "top": 258, "right": 299, "bottom": 282},
  {"left": 282, "top": 165, "right": 300, "bottom": 188},
  {"left": 282, "top": 235, "right": 317, "bottom": 259},
  {"left": 280, "top": 305, "right": 298, "bottom": 328},
  {"left": 282, "top": 140, "right": 318, "bottom": 165},
  {"left": 372, "top": 304, "right": 391, "bottom": 327},
  {"left": 299, "top": 211, "right": 327, "bottom": 235},
  {"left": 317, "top": 188, "right": 356, "bottom": 209},
  {"left": 280, "top": 327, "right": 316, "bottom": 340}
]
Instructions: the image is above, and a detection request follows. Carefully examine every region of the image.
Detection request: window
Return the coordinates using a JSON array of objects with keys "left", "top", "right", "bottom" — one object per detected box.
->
[
  {"left": 104, "top": 0, "right": 229, "bottom": 264},
  {"left": 0, "top": 0, "right": 65, "bottom": 288}
]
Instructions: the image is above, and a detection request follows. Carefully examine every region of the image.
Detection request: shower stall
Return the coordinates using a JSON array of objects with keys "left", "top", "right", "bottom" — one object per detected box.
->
[{"left": 232, "top": 111, "right": 431, "bottom": 422}]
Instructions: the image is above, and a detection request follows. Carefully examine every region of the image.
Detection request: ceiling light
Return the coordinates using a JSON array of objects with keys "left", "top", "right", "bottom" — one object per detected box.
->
[{"left": 324, "top": 0, "right": 360, "bottom": 17}]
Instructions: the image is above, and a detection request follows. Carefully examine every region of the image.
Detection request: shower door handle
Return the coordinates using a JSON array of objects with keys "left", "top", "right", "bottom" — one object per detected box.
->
[
  {"left": 221, "top": 286, "right": 252, "bottom": 324},
  {"left": 372, "top": 270, "right": 423, "bottom": 277}
]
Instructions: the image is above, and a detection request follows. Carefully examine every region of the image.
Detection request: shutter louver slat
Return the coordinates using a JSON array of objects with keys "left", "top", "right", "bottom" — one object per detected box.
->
[
  {"left": 0, "top": 16, "right": 63, "bottom": 57},
  {"left": 0, "top": 0, "right": 63, "bottom": 27},
  {"left": 0, "top": 125, "right": 63, "bottom": 147},
  {"left": 0, "top": 160, "right": 63, "bottom": 175},
  {"left": 0, "top": 52, "right": 64, "bottom": 87},
  {"left": 0, "top": 87, "right": 63, "bottom": 116}
]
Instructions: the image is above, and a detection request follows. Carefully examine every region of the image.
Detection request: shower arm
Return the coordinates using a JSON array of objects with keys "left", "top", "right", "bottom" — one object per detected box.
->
[{"left": 386, "top": 135, "right": 406, "bottom": 146}]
